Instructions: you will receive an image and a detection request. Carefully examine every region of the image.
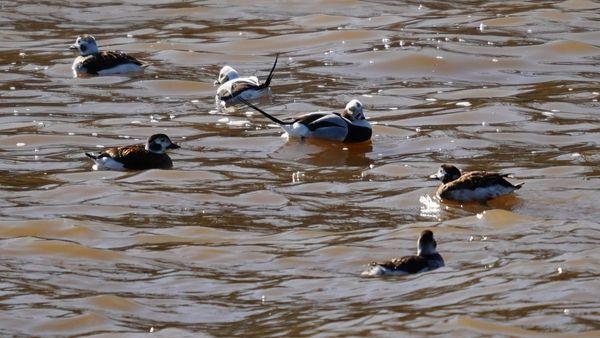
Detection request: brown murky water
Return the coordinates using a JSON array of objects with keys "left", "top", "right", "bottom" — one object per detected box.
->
[{"left": 1, "top": 0, "right": 599, "bottom": 336}]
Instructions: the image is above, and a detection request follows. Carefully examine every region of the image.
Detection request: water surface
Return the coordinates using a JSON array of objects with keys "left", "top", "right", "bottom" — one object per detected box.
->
[{"left": 0, "top": 0, "right": 599, "bottom": 336}]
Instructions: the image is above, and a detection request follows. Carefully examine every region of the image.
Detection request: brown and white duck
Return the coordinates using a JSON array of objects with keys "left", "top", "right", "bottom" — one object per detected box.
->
[
  {"left": 430, "top": 164, "right": 524, "bottom": 202},
  {"left": 70, "top": 34, "right": 147, "bottom": 76},
  {"left": 85, "top": 134, "right": 179, "bottom": 171},
  {"left": 362, "top": 230, "right": 445, "bottom": 276}
]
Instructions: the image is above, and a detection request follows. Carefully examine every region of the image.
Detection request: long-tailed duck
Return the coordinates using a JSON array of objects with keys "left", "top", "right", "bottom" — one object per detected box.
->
[
  {"left": 239, "top": 97, "right": 372, "bottom": 143},
  {"left": 430, "top": 164, "right": 524, "bottom": 202},
  {"left": 215, "top": 54, "right": 279, "bottom": 108},
  {"left": 70, "top": 34, "right": 147, "bottom": 76},
  {"left": 362, "top": 230, "right": 444, "bottom": 276},
  {"left": 85, "top": 134, "right": 179, "bottom": 170}
]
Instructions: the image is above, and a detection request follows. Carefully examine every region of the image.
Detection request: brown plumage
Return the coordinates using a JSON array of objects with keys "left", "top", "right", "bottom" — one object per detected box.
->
[
  {"left": 70, "top": 34, "right": 147, "bottom": 76},
  {"left": 371, "top": 255, "right": 432, "bottom": 274},
  {"left": 95, "top": 145, "right": 173, "bottom": 170},
  {"left": 85, "top": 134, "right": 179, "bottom": 171},
  {"left": 431, "top": 164, "right": 524, "bottom": 202},
  {"left": 78, "top": 51, "right": 145, "bottom": 75},
  {"left": 362, "top": 230, "right": 445, "bottom": 276}
]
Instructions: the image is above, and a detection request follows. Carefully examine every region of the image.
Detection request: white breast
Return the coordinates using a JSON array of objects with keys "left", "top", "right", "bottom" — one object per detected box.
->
[{"left": 72, "top": 57, "right": 86, "bottom": 76}]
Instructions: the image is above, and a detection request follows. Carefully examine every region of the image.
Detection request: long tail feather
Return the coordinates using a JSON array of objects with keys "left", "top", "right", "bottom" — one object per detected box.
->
[
  {"left": 85, "top": 152, "right": 97, "bottom": 160},
  {"left": 238, "top": 97, "right": 290, "bottom": 125},
  {"left": 260, "top": 53, "right": 279, "bottom": 89}
]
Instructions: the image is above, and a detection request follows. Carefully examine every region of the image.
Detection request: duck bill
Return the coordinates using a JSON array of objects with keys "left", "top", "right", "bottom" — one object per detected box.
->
[
  {"left": 429, "top": 172, "right": 443, "bottom": 180},
  {"left": 69, "top": 44, "right": 78, "bottom": 50},
  {"left": 213, "top": 80, "right": 220, "bottom": 86},
  {"left": 167, "top": 143, "right": 180, "bottom": 150}
]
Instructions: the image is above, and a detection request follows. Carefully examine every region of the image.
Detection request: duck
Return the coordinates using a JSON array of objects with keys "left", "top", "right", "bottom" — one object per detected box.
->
[
  {"left": 214, "top": 54, "right": 278, "bottom": 108},
  {"left": 85, "top": 134, "right": 180, "bottom": 170},
  {"left": 362, "top": 230, "right": 444, "bottom": 276},
  {"left": 69, "top": 34, "right": 147, "bottom": 76},
  {"left": 430, "top": 164, "right": 524, "bottom": 202},
  {"left": 239, "top": 97, "right": 372, "bottom": 143}
]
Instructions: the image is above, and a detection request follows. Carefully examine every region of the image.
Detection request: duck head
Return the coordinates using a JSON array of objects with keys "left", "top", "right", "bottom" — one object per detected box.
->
[
  {"left": 69, "top": 34, "right": 99, "bottom": 56},
  {"left": 430, "top": 164, "right": 461, "bottom": 184},
  {"left": 417, "top": 230, "right": 438, "bottom": 256},
  {"left": 145, "top": 134, "right": 180, "bottom": 154}
]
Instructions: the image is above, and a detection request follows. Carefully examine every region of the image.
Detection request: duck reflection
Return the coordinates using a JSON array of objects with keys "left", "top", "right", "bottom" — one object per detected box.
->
[{"left": 270, "top": 137, "right": 373, "bottom": 168}]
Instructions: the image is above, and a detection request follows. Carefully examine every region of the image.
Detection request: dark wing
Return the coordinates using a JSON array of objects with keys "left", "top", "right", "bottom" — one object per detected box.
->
[
  {"left": 218, "top": 79, "right": 261, "bottom": 100},
  {"left": 81, "top": 51, "right": 144, "bottom": 75},
  {"left": 231, "top": 81, "right": 261, "bottom": 96},
  {"left": 373, "top": 255, "right": 429, "bottom": 274},
  {"left": 295, "top": 112, "right": 346, "bottom": 131},
  {"left": 101, "top": 144, "right": 172, "bottom": 170},
  {"left": 446, "top": 171, "right": 517, "bottom": 191}
]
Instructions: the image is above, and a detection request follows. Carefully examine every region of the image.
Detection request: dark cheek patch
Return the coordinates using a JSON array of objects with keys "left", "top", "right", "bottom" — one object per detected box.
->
[
  {"left": 80, "top": 45, "right": 87, "bottom": 52},
  {"left": 149, "top": 143, "right": 162, "bottom": 152}
]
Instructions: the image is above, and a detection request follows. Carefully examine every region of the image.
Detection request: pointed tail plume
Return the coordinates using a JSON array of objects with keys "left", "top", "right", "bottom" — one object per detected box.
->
[
  {"left": 502, "top": 173, "right": 524, "bottom": 190},
  {"left": 259, "top": 53, "right": 279, "bottom": 89},
  {"left": 85, "top": 152, "right": 98, "bottom": 160},
  {"left": 238, "top": 97, "right": 291, "bottom": 126}
]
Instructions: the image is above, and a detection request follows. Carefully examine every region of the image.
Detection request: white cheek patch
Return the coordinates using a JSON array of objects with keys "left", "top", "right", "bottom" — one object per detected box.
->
[{"left": 435, "top": 168, "right": 446, "bottom": 179}]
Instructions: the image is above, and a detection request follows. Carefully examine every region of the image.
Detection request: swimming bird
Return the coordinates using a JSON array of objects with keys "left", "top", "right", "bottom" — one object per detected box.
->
[
  {"left": 85, "top": 134, "right": 180, "bottom": 170},
  {"left": 214, "top": 54, "right": 279, "bottom": 108},
  {"left": 362, "top": 230, "right": 444, "bottom": 276},
  {"left": 430, "top": 164, "right": 524, "bottom": 202},
  {"left": 239, "top": 97, "right": 372, "bottom": 143},
  {"left": 69, "top": 34, "right": 147, "bottom": 76}
]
